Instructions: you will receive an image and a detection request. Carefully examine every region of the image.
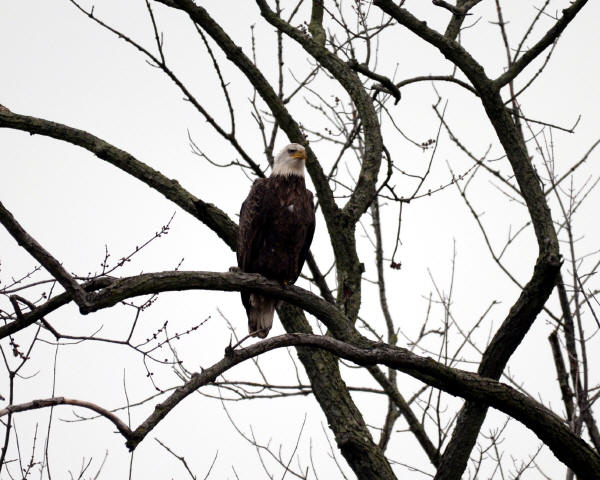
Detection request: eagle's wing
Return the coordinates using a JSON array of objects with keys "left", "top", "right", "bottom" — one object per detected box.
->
[
  {"left": 237, "top": 178, "right": 269, "bottom": 272},
  {"left": 237, "top": 178, "right": 276, "bottom": 338},
  {"left": 297, "top": 190, "right": 315, "bottom": 275}
]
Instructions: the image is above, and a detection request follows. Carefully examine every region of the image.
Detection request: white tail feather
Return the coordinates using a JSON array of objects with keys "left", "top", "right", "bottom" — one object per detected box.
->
[{"left": 248, "top": 294, "right": 275, "bottom": 338}]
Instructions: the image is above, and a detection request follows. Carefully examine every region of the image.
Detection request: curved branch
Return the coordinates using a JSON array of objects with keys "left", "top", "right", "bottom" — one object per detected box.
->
[
  {"left": 90, "top": 271, "right": 355, "bottom": 339},
  {"left": 124, "top": 333, "right": 600, "bottom": 480},
  {"left": 251, "top": 0, "right": 382, "bottom": 324},
  {"left": 395, "top": 75, "right": 477, "bottom": 96},
  {"left": 0, "top": 397, "right": 133, "bottom": 439},
  {"left": 155, "top": 0, "right": 339, "bottom": 230},
  {"left": 494, "top": 0, "right": 589, "bottom": 88},
  {"left": 372, "top": 5, "right": 565, "bottom": 478},
  {"left": 373, "top": 0, "right": 492, "bottom": 92},
  {"left": 254, "top": 0, "right": 383, "bottom": 224},
  {"left": 348, "top": 59, "right": 401, "bottom": 104},
  {"left": 0, "top": 271, "right": 353, "bottom": 341},
  {"left": 0, "top": 109, "right": 238, "bottom": 250},
  {"left": 0, "top": 200, "right": 90, "bottom": 310},
  {"left": 443, "top": 0, "right": 484, "bottom": 40},
  {"left": 67, "top": 0, "right": 264, "bottom": 178}
]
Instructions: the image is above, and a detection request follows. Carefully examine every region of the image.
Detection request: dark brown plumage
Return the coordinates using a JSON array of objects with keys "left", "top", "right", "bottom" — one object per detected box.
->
[{"left": 237, "top": 144, "right": 315, "bottom": 338}]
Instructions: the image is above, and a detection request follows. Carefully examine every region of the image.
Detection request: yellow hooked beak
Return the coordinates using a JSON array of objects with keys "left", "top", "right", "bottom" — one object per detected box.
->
[{"left": 291, "top": 150, "right": 306, "bottom": 160}]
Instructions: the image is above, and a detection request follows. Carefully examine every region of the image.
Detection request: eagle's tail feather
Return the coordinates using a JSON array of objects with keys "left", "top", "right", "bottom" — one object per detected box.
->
[{"left": 248, "top": 294, "right": 275, "bottom": 338}]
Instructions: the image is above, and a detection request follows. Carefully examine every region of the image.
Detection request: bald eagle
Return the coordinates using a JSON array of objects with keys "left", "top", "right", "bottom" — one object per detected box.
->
[{"left": 237, "top": 143, "right": 315, "bottom": 338}]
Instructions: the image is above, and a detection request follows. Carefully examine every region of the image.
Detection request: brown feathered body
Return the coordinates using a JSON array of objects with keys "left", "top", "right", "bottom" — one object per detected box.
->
[{"left": 237, "top": 173, "right": 315, "bottom": 338}]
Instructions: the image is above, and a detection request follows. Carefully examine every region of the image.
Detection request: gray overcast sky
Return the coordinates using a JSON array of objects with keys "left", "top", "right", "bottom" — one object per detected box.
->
[{"left": 1, "top": 1, "right": 599, "bottom": 478}]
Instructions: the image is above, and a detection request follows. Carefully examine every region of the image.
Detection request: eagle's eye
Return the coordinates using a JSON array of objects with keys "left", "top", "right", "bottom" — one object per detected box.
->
[{"left": 287, "top": 148, "right": 296, "bottom": 154}]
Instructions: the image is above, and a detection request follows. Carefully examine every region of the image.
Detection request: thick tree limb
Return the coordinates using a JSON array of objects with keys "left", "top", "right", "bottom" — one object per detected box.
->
[
  {"left": 155, "top": 0, "right": 338, "bottom": 231},
  {"left": 373, "top": 2, "right": 568, "bottom": 478},
  {"left": 308, "top": 0, "right": 325, "bottom": 46},
  {"left": 82, "top": 271, "right": 355, "bottom": 340},
  {"left": 443, "top": 0, "right": 483, "bottom": 40},
  {"left": 276, "top": 303, "right": 397, "bottom": 480},
  {"left": 0, "top": 272, "right": 352, "bottom": 341},
  {"left": 128, "top": 332, "right": 600, "bottom": 479},
  {"left": 395, "top": 74, "right": 477, "bottom": 96},
  {"left": 0, "top": 110, "right": 238, "bottom": 249}
]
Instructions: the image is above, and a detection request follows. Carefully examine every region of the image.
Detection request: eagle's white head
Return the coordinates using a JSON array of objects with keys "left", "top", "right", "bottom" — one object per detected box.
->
[{"left": 272, "top": 143, "right": 307, "bottom": 177}]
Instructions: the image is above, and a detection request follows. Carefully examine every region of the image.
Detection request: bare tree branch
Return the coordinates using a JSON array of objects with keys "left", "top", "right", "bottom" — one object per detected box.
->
[
  {"left": 0, "top": 397, "right": 132, "bottom": 440},
  {"left": 0, "top": 201, "right": 91, "bottom": 309},
  {"left": 0, "top": 109, "right": 238, "bottom": 249},
  {"left": 494, "top": 0, "right": 589, "bottom": 88},
  {"left": 124, "top": 332, "right": 600, "bottom": 479}
]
